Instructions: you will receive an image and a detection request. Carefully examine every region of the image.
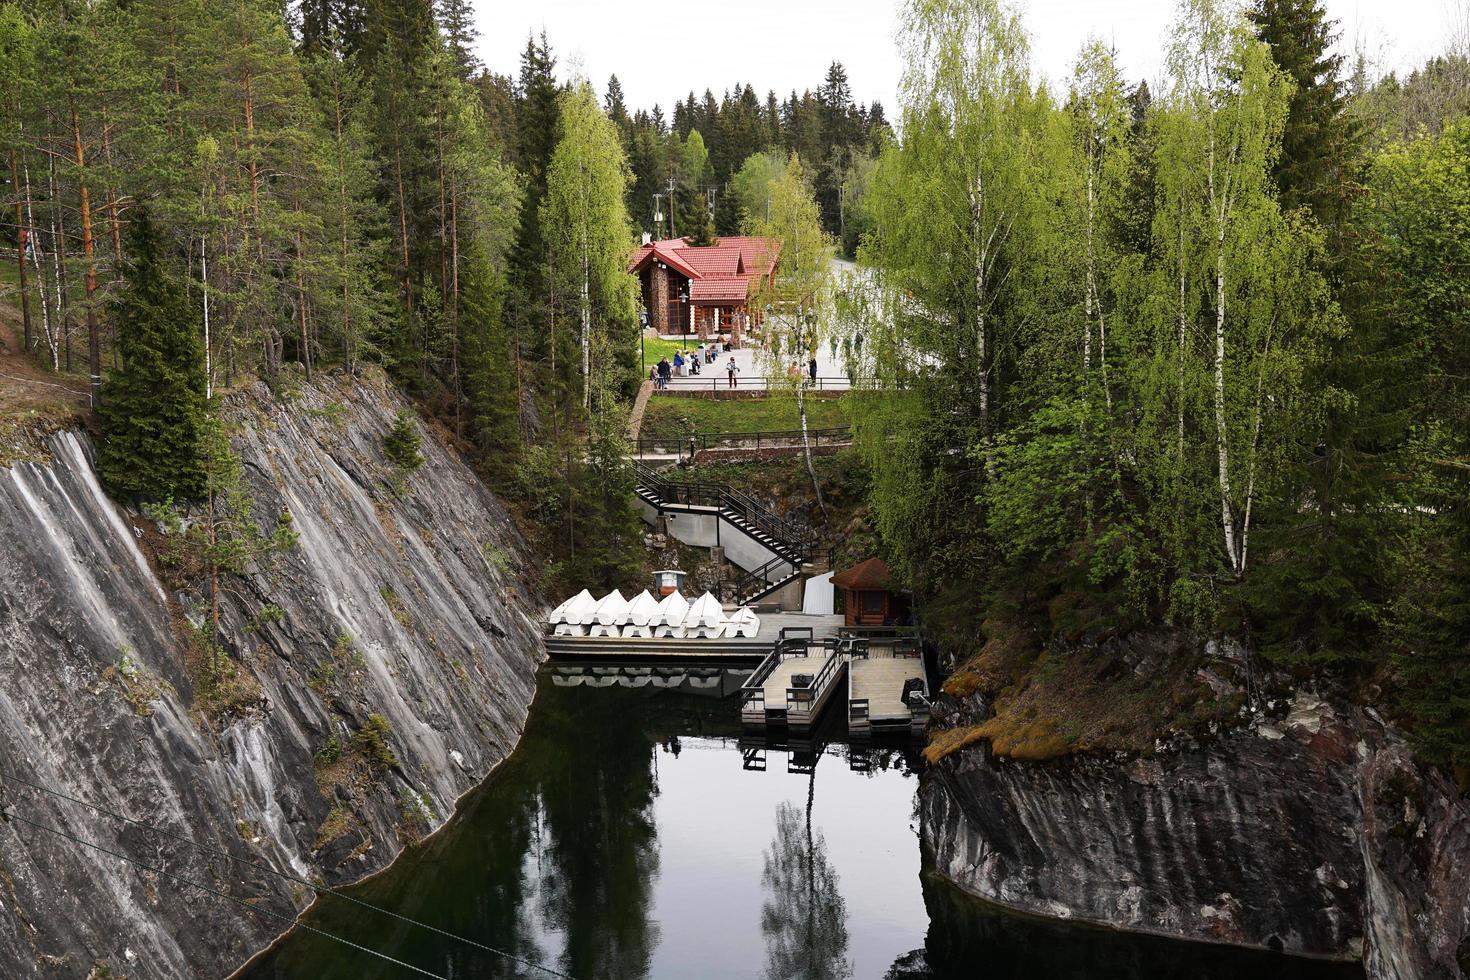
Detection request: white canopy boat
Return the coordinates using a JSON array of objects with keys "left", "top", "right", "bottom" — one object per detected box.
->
[
  {"left": 622, "top": 590, "right": 661, "bottom": 637},
  {"left": 587, "top": 590, "right": 629, "bottom": 637},
  {"left": 654, "top": 591, "right": 690, "bottom": 638},
  {"left": 683, "top": 592, "right": 724, "bottom": 638}
]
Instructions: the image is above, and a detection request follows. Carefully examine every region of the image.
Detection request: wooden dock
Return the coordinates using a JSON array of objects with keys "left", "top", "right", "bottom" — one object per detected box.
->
[
  {"left": 847, "top": 643, "right": 930, "bottom": 737},
  {"left": 740, "top": 630, "right": 851, "bottom": 734}
]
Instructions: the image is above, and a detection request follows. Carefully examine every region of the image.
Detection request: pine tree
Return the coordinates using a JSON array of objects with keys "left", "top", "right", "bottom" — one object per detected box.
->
[
  {"left": 98, "top": 210, "right": 209, "bottom": 501},
  {"left": 604, "top": 74, "right": 630, "bottom": 131}
]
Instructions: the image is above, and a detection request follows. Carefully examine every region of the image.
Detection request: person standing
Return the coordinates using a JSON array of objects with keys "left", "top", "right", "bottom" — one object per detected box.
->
[
  {"left": 726, "top": 356, "right": 740, "bottom": 389},
  {"left": 809, "top": 356, "right": 818, "bottom": 384},
  {"left": 658, "top": 357, "right": 672, "bottom": 390},
  {"left": 673, "top": 350, "right": 684, "bottom": 377}
]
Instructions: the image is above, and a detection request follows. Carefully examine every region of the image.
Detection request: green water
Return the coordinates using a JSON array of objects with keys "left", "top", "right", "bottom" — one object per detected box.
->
[{"left": 241, "top": 667, "right": 1364, "bottom": 980}]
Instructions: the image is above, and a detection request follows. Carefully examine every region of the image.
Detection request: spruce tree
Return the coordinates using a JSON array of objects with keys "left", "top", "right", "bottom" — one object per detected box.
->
[
  {"left": 98, "top": 210, "right": 209, "bottom": 502},
  {"left": 505, "top": 33, "right": 559, "bottom": 373},
  {"left": 1249, "top": 0, "right": 1361, "bottom": 234}
]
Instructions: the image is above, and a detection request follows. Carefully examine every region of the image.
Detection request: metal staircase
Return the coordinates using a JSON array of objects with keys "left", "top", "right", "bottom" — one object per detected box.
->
[{"left": 635, "top": 462, "right": 818, "bottom": 605}]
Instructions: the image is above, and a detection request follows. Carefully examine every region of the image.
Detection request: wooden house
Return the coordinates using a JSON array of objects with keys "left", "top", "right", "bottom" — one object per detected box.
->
[{"left": 629, "top": 236, "right": 780, "bottom": 341}]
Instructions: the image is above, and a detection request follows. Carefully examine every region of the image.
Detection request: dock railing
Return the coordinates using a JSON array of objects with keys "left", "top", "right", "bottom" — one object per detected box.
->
[
  {"left": 785, "top": 645, "right": 844, "bottom": 716},
  {"left": 741, "top": 628, "right": 817, "bottom": 720}
]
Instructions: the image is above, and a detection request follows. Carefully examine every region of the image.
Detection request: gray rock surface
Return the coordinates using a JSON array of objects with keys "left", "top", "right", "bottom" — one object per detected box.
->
[
  {"left": 0, "top": 371, "right": 543, "bottom": 978},
  {"left": 923, "top": 688, "right": 1470, "bottom": 978}
]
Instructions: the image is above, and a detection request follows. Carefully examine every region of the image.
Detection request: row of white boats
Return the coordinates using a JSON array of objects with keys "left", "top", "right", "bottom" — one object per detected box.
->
[{"left": 547, "top": 589, "right": 760, "bottom": 639}]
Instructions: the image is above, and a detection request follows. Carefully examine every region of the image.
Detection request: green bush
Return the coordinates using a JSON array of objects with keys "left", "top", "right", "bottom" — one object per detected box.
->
[
  {"left": 353, "top": 713, "right": 399, "bottom": 772},
  {"left": 383, "top": 409, "right": 424, "bottom": 473}
]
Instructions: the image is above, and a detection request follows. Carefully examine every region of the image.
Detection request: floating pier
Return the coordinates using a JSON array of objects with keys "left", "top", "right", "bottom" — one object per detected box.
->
[
  {"left": 740, "top": 629, "right": 852, "bottom": 734},
  {"left": 847, "top": 640, "right": 931, "bottom": 737}
]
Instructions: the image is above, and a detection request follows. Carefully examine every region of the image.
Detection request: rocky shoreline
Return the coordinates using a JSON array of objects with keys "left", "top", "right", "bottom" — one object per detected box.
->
[{"left": 921, "top": 675, "right": 1470, "bottom": 979}]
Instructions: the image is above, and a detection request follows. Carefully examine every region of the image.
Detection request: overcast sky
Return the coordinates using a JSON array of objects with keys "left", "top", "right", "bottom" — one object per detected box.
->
[{"left": 470, "top": 0, "right": 1464, "bottom": 113}]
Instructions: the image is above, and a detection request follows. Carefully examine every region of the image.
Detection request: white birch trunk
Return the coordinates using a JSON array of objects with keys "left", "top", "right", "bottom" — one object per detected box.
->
[
  {"left": 201, "top": 233, "right": 213, "bottom": 399},
  {"left": 21, "top": 151, "right": 59, "bottom": 368}
]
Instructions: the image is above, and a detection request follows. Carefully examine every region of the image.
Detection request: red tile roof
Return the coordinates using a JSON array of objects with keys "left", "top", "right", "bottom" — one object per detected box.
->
[
  {"left": 629, "top": 236, "right": 780, "bottom": 304},
  {"left": 690, "top": 276, "right": 750, "bottom": 303}
]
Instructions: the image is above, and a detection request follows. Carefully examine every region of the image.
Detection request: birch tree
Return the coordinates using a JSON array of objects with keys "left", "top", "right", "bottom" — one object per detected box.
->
[
  {"left": 541, "top": 81, "right": 639, "bottom": 416},
  {"left": 750, "top": 153, "right": 835, "bottom": 514},
  {"left": 1160, "top": 0, "right": 1328, "bottom": 581},
  {"left": 853, "top": 0, "right": 1049, "bottom": 582}
]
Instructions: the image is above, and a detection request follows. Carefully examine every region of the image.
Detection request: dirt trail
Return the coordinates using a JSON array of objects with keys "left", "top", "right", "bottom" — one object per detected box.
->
[{"left": 0, "top": 298, "right": 89, "bottom": 414}]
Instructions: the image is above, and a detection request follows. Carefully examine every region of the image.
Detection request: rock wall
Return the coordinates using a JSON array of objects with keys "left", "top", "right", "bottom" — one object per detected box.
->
[
  {"left": 922, "top": 691, "right": 1470, "bottom": 978},
  {"left": 0, "top": 371, "right": 544, "bottom": 979}
]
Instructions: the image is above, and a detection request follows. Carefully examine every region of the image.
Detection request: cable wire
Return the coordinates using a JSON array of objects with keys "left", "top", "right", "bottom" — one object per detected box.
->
[
  {"left": 0, "top": 767, "right": 574, "bottom": 980},
  {"left": 6, "top": 809, "right": 448, "bottom": 980}
]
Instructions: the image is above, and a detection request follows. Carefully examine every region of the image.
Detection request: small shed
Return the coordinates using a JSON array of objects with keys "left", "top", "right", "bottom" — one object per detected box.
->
[
  {"left": 653, "top": 569, "right": 687, "bottom": 597},
  {"left": 832, "top": 558, "right": 905, "bottom": 628}
]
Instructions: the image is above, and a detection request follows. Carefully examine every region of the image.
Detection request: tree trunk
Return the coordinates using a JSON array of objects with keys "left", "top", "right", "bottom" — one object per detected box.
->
[
  {"left": 393, "top": 143, "right": 412, "bottom": 317},
  {"left": 581, "top": 244, "right": 591, "bottom": 413},
  {"left": 450, "top": 179, "right": 462, "bottom": 435},
  {"left": 201, "top": 230, "right": 213, "bottom": 399},
  {"left": 797, "top": 366, "right": 828, "bottom": 518},
  {"left": 9, "top": 149, "right": 33, "bottom": 352},
  {"left": 332, "top": 80, "right": 354, "bottom": 373},
  {"left": 20, "top": 144, "right": 58, "bottom": 367},
  {"left": 70, "top": 103, "right": 101, "bottom": 407},
  {"left": 969, "top": 172, "right": 993, "bottom": 473},
  {"left": 1176, "top": 196, "right": 1187, "bottom": 463},
  {"left": 295, "top": 229, "right": 311, "bottom": 380},
  {"left": 49, "top": 146, "right": 71, "bottom": 374},
  {"left": 1213, "top": 248, "right": 1239, "bottom": 577}
]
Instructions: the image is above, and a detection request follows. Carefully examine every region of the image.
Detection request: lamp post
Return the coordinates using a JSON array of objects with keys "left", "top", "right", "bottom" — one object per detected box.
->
[
  {"left": 639, "top": 309, "right": 649, "bottom": 374},
  {"left": 680, "top": 287, "right": 689, "bottom": 351}
]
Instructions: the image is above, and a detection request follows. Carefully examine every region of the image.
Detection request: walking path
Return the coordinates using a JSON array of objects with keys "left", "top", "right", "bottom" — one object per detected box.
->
[{"left": 654, "top": 341, "right": 853, "bottom": 392}]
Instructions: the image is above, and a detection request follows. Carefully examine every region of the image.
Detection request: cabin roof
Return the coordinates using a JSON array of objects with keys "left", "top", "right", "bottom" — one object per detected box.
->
[
  {"left": 629, "top": 236, "right": 780, "bottom": 289},
  {"left": 832, "top": 557, "right": 893, "bottom": 591}
]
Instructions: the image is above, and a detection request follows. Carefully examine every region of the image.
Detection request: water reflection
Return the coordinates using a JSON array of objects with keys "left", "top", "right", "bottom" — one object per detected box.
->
[
  {"left": 760, "top": 801, "right": 852, "bottom": 980},
  {"left": 240, "top": 665, "right": 1362, "bottom": 980}
]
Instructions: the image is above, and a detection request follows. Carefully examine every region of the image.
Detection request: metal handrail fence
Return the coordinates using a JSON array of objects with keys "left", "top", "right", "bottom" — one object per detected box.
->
[{"left": 636, "top": 426, "right": 852, "bottom": 458}]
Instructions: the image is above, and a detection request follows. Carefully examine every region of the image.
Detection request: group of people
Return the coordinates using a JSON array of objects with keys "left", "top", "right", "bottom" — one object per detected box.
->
[{"left": 650, "top": 339, "right": 741, "bottom": 390}]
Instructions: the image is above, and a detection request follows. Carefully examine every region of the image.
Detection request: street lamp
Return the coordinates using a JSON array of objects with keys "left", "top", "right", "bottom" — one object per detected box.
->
[
  {"left": 679, "top": 287, "right": 689, "bottom": 350},
  {"left": 639, "top": 309, "right": 649, "bottom": 374}
]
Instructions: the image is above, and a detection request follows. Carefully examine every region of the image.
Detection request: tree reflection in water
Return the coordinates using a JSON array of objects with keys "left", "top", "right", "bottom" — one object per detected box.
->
[{"left": 760, "top": 796, "right": 853, "bottom": 980}]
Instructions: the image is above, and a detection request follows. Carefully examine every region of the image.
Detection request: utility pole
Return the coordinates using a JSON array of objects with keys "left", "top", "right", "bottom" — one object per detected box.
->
[
  {"left": 667, "top": 176, "right": 677, "bottom": 238},
  {"left": 652, "top": 192, "right": 665, "bottom": 240}
]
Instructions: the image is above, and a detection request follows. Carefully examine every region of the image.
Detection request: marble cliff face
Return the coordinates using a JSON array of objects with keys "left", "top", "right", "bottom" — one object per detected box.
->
[
  {"left": 0, "top": 373, "right": 544, "bottom": 978},
  {"left": 922, "top": 679, "right": 1470, "bottom": 980}
]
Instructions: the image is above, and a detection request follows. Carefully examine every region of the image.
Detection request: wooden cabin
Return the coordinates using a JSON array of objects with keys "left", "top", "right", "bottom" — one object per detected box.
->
[
  {"left": 629, "top": 236, "right": 780, "bottom": 341},
  {"left": 832, "top": 558, "right": 906, "bottom": 628}
]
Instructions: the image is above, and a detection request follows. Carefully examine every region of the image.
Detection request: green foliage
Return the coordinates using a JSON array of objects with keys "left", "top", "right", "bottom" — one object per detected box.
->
[
  {"left": 97, "top": 211, "right": 210, "bottom": 502},
  {"left": 314, "top": 734, "right": 343, "bottom": 767},
  {"left": 353, "top": 713, "right": 399, "bottom": 772},
  {"left": 383, "top": 409, "right": 424, "bottom": 472},
  {"left": 1248, "top": 0, "right": 1363, "bottom": 235},
  {"left": 541, "top": 81, "right": 641, "bottom": 413}
]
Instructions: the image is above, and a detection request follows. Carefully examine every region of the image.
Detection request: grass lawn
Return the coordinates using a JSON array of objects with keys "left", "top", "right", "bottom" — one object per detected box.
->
[
  {"left": 640, "top": 393, "right": 849, "bottom": 439},
  {"left": 636, "top": 335, "right": 713, "bottom": 374}
]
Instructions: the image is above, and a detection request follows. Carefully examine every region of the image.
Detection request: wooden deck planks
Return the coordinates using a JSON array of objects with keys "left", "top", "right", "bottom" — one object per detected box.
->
[{"left": 850, "top": 654, "right": 925, "bottom": 722}]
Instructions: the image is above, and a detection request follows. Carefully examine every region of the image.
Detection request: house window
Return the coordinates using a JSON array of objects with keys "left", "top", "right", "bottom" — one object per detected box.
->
[{"left": 861, "top": 591, "right": 884, "bottom": 616}]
